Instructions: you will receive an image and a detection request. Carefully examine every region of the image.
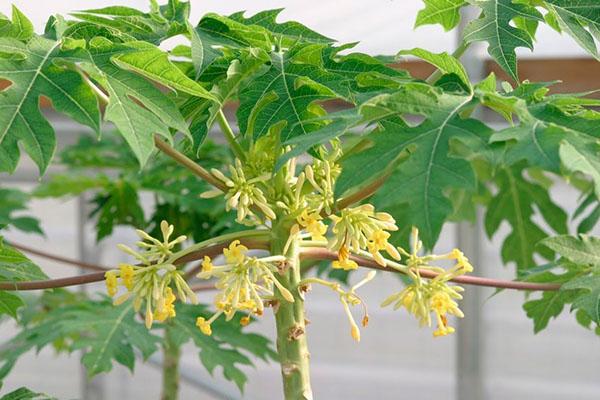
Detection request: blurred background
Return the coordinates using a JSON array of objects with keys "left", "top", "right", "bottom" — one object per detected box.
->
[{"left": 1, "top": 1, "right": 599, "bottom": 399}]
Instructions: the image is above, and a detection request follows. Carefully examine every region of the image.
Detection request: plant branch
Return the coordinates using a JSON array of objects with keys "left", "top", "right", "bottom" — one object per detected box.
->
[
  {"left": 7, "top": 241, "right": 109, "bottom": 272},
  {"left": 81, "top": 70, "right": 229, "bottom": 194},
  {"left": 300, "top": 248, "right": 562, "bottom": 292},
  {"left": 333, "top": 170, "right": 392, "bottom": 213},
  {"left": 216, "top": 109, "right": 246, "bottom": 161},
  {"left": 153, "top": 136, "right": 228, "bottom": 192}
]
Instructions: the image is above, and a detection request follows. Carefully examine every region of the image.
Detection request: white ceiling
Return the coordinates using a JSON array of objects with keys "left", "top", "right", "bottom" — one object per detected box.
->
[{"left": 1, "top": 0, "right": 589, "bottom": 57}]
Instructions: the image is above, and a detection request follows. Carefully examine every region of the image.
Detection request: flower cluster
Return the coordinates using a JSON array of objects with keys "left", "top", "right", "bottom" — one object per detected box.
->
[
  {"left": 303, "top": 140, "right": 342, "bottom": 215},
  {"left": 381, "top": 229, "right": 473, "bottom": 337},
  {"left": 202, "top": 158, "right": 276, "bottom": 225},
  {"left": 104, "top": 221, "right": 197, "bottom": 328},
  {"left": 329, "top": 204, "right": 401, "bottom": 268},
  {"left": 195, "top": 240, "right": 293, "bottom": 335}
]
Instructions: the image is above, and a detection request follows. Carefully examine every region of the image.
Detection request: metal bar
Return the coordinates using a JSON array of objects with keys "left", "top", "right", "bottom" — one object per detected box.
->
[
  {"left": 78, "top": 195, "right": 106, "bottom": 400},
  {"left": 455, "top": 5, "right": 486, "bottom": 400}
]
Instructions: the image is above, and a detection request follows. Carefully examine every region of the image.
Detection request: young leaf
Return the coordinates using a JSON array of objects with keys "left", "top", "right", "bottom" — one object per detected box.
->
[
  {"left": 228, "top": 9, "right": 334, "bottom": 46},
  {"left": 463, "top": 0, "right": 543, "bottom": 81},
  {"left": 237, "top": 45, "right": 348, "bottom": 140},
  {"left": 110, "top": 42, "right": 217, "bottom": 101},
  {"left": 0, "top": 6, "right": 34, "bottom": 41},
  {"left": 83, "top": 38, "right": 188, "bottom": 166},
  {"left": 415, "top": 0, "right": 467, "bottom": 31},
  {"left": 398, "top": 48, "right": 470, "bottom": 89},
  {"left": 0, "top": 36, "right": 100, "bottom": 174}
]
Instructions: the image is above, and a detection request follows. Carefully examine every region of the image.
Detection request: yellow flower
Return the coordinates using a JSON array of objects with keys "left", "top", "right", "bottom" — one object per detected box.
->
[
  {"left": 297, "top": 209, "right": 328, "bottom": 241},
  {"left": 433, "top": 314, "right": 455, "bottom": 337},
  {"left": 350, "top": 324, "right": 361, "bottom": 342},
  {"left": 201, "top": 256, "right": 213, "bottom": 275},
  {"left": 223, "top": 240, "right": 248, "bottom": 264},
  {"left": 332, "top": 246, "right": 358, "bottom": 270},
  {"left": 240, "top": 316, "right": 251, "bottom": 326},
  {"left": 367, "top": 230, "right": 401, "bottom": 266},
  {"left": 119, "top": 264, "right": 135, "bottom": 290},
  {"left": 196, "top": 317, "right": 213, "bottom": 336},
  {"left": 154, "top": 287, "right": 177, "bottom": 322},
  {"left": 451, "top": 248, "right": 473, "bottom": 273},
  {"left": 105, "top": 271, "right": 118, "bottom": 297}
]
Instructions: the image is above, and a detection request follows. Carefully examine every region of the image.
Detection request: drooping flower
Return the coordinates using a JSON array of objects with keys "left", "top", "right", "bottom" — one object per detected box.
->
[
  {"left": 332, "top": 245, "right": 358, "bottom": 270},
  {"left": 105, "top": 271, "right": 118, "bottom": 297},
  {"left": 297, "top": 209, "right": 328, "bottom": 241}
]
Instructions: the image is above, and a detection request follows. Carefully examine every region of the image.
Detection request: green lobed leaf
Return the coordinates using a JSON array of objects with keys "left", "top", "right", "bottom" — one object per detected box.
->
[
  {"left": 522, "top": 268, "right": 580, "bottom": 333},
  {"left": 563, "top": 275, "right": 600, "bottom": 323},
  {"left": 0, "top": 36, "right": 101, "bottom": 174},
  {"left": 0, "top": 6, "right": 34, "bottom": 41},
  {"left": 82, "top": 38, "right": 188, "bottom": 167},
  {"left": 539, "top": 234, "right": 600, "bottom": 266},
  {"left": 228, "top": 9, "right": 334, "bottom": 46},
  {"left": 170, "top": 304, "right": 276, "bottom": 391},
  {"left": 463, "top": 0, "right": 543, "bottom": 81},
  {"left": 398, "top": 47, "right": 470, "bottom": 89},
  {"left": 484, "top": 166, "right": 568, "bottom": 270},
  {"left": 237, "top": 45, "right": 349, "bottom": 140},
  {"left": 0, "top": 238, "right": 47, "bottom": 320},
  {"left": 0, "top": 188, "right": 42, "bottom": 235},
  {"left": 415, "top": 0, "right": 467, "bottom": 31},
  {"left": 110, "top": 41, "right": 217, "bottom": 101},
  {"left": 545, "top": 0, "right": 600, "bottom": 61},
  {"left": 0, "top": 298, "right": 161, "bottom": 380},
  {"left": 0, "top": 387, "right": 57, "bottom": 400},
  {"left": 338, "top": 84, "right": 489, "bottom": 247}
]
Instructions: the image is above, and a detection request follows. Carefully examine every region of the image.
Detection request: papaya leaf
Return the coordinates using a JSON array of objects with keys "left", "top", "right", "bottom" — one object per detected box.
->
[
  {"left": 415, "top": 0, "right": 467, "bottom": 31},
  {"left": 484, "top": 166, "right": 567, "bottom": 270},
  {"left": 463, "top": 0, "right": 543, "bottom": 81},
  {"left": 237, "top": 45, "right": 349, "bottom": 140},
  {"left": 0, "top": 36, "right": 100, "bottom": 174}
]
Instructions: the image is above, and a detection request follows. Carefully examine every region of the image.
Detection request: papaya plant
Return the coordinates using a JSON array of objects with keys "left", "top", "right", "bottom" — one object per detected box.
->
[{"left": 1, "top": 1, "right": 600, "bottom": 399}]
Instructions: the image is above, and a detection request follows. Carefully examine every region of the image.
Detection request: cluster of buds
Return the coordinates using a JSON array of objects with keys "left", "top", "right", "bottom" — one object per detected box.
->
[
  {"left": 381, "top": 228, "right": 473, "bottom": 337},
  {"left": 329, "top": 204, "right": 401, "bottom": 268},
  {"left": 301, "top": 271, "right": 376, "bottom": 342},
  {"left": 304, "top": 140, "right": 342, "bottom": 215},
  {"left": 195, "top": 240, "right": 294, "bottom": 335},
  {"left": 104, "top": 221, "right": 197, "bottom": 328},
  {"left": 202, "top": 158, "right": 276, "bottom": 225}
]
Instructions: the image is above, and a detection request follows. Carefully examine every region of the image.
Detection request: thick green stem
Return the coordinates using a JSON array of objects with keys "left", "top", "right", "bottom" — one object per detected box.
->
[
  {"left": 272, "top": 223, "right": 313, "bottom": 400},
  {"left": 161, "top": 324, "right": 181, "bottom": 400},
  {"left": 216, "top": 109, "right": 246, "bottom": 161}
]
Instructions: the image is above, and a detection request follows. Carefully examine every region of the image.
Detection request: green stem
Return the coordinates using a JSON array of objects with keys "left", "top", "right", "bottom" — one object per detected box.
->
[
  {"left": 272, "top": 222, "right": 313, "bottom": 400},
  {"left": 161, "top": 323, "right": 181, "bottom": 400},
  {"left": 216, "top": 109, "right": 246, "bottom": 161},
  {"left": 426, "top": 40, "right": 471, "bottom": 84}
]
